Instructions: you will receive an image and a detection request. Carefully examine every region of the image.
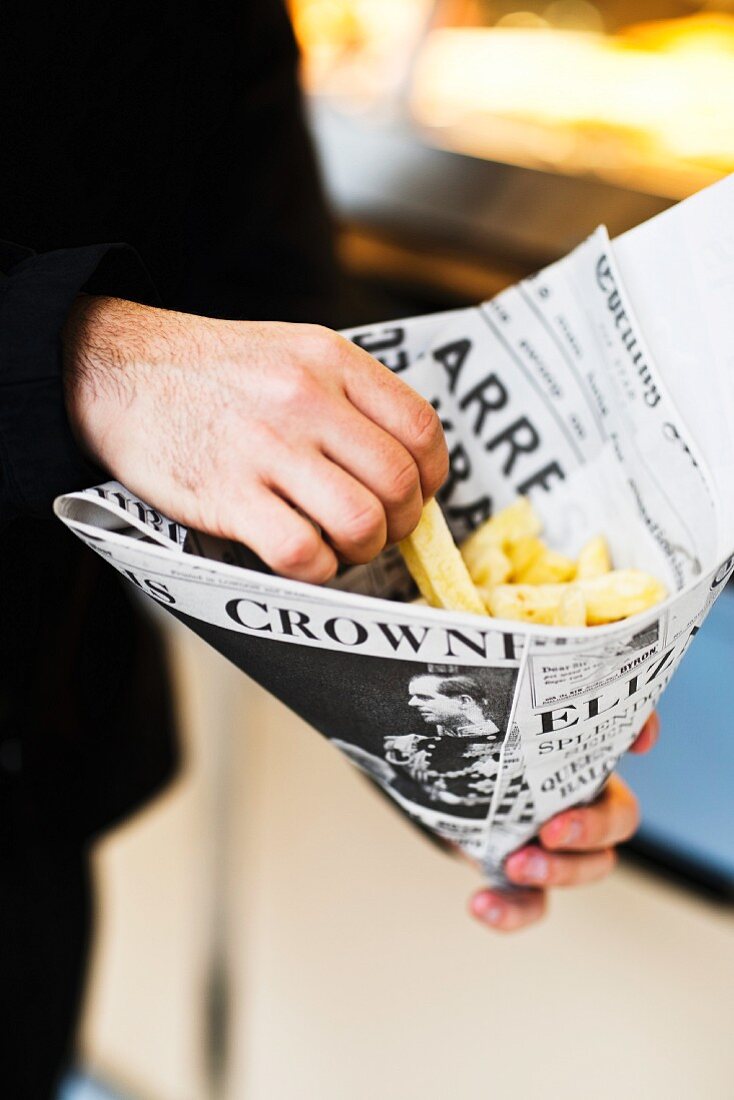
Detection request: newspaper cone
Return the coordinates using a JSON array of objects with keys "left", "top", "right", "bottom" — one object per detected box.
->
[{"left": 55, "top": 176, "right": 734, "bottom": 884}]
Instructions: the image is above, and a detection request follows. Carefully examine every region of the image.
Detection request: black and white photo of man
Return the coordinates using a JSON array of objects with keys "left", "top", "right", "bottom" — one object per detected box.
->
[
  {"left": 334, "top": 665, "right": 530, "bottom": 823},
  {"left": 385, "top": 672, "right": 504, "bottom": 812}
]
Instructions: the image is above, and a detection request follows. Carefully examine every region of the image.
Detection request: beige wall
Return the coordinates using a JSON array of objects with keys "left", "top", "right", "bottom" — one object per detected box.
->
[{"left": 79, "top": 619, "right": 734, "bottom": 1100}]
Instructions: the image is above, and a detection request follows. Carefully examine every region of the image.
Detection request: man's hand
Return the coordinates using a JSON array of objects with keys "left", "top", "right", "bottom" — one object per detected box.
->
[
  {"left": 62, "top": 296, "right": 449, "bottom": 581},
  {"left": 469, "top": 712, "right": 660, "bottom": 932}
]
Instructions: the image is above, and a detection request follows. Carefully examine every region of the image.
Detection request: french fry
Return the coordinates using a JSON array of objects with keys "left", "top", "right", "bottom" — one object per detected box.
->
[
  {"left": 484, "top": 570, "right": 666, "bottom": 625},
  {"left": 485, "top": 497, "right": 543, "bottom": 543},
  {"left": 516, "top": 545, "right": 576, "bottom": 585},
  {"left": 483, "top": 583, "right": 563, "bottom": 625},
  {"left": 400, "top": 499, "right": 486, "bottom": 615},
  {"left": 500, "top": 533, "right": 576, "bottom": 584},
  {"left": 580, "top": 570, "right": 667, "bottom": 625},
  {"left": 465, "top": 543, "right": 512, "bottom": 587},
  {"left": 553, "top": 586, "right": 587, "bottom": 627},
  {"left": 400, "top": 539, "right": 439, "bottom": 607},
  {"left": 461, "top": 498, "right": 541, "bottom": 573},
  {"left": 576, "top": 535, "right": 612, "bottom": 579},
  {"left": 403, "top": 495, "right": 664, "bottom": 629},
  {"left": 506, "top": 535, "right": 544, "bottom": 577}
]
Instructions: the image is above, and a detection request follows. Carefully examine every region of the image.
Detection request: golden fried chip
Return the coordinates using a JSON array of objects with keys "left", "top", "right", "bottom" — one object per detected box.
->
[
  {"left": 581, "top": 570, "right": 667, "bottom": 625},
  {"left": 484, "top": 570, "right": 666, "bottom": 625},
  {"left": 576, "top": 536, "right": 612, "bottom": 579},
  {"left": 553, "top": 586, "right": 587, "bottom": 627},
  {"left": 461, "top": 498, "right": 541, "bottom": 564},
  {"left": 400, "top": 539, "right": 439, "bottom": 606},
  {"left": 483, "top": 583, "right": 562, "bottom": 625},
  {"left": 506, "top": 535, "right": 544, "bottom": 578},
  {"left": 403, "top": 494, "right": 664, "bottom": 629},
  {"left": 519, "top": 547, "right": 576, "bottom": 585},
  {"left": 464, "top": 543, "right": 513, "bottom": 587},
  {"left": 400, "top": 499, "right": 486, "bottom": 615}
]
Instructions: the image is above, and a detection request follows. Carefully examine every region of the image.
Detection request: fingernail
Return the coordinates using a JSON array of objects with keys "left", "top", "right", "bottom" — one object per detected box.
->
[
  {"left": 544, "top": 815, "right": 583, "bottom": 847},
  {"left": 512, "top": 850, "right": 549, "bottom": 884},
  {"left": 560, "top": 818, "right": 584, "bottom": 845},
  {"left": 473, "top": 895, "right": 505, "bottom": 926}
]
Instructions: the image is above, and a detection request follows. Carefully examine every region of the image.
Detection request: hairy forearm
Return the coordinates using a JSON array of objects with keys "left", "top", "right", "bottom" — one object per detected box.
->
[{"left": 62, "top": 295, "right": 179, "bottom": 467}]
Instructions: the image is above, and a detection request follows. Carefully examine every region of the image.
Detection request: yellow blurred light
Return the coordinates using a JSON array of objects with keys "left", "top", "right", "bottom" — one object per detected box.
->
[
  {"left": 409, "top": 14, "right": 734, "bottom": 196},
  {"left": 543, "top": 1, "right": 603, "bottom": 33},
  {"left": 289, "top": 0, "right": 433, "bottom": 101},
  {"left": 496, "top": 12, "right": 549, "bottom": 29},
  {"left": 290, "top": 1, "right": 734, "bottom": 196},
  {"left": 623, "top": 13, "right": 734, "bottom": 55}
]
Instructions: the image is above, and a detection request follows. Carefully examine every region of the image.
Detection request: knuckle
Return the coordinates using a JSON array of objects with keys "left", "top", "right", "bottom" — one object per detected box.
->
[
  {"left": 341, "top": 499, "right": 385, "bottom": 547},
  {"left": 389, "top": 505, "right": 423, "bottom": 545},
  {"left": 269, "top": 527, "right": 320, "bottom": 573},
  {"left": 384, "top": 457, "right": 420, "bottom": 506},
  {"left": 303, "top": 324, "right": 342, "bottom": 361},
  {"left": 309, "top": 555, "right": 338, "bottom": 585},
  {"left": 274, "top": 363, "right": 312, "bottom": 410},
  {"left": 408, "top": 403, "right": 450, "bottom": 495},
  {"left": 409, "top": 399, "right": 443, "bottom": 453},
  {"left": 435, "top": 442, "right": 451, "bottom": 487}
]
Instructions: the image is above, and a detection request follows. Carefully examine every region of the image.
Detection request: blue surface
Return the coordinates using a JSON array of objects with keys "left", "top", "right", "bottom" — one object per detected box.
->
[
  {"left": 618, "top": 586, "right": 734, "bottom": 883},
  {"left": 57, "top": 1071, "right": 130, "bottom": 1100}
]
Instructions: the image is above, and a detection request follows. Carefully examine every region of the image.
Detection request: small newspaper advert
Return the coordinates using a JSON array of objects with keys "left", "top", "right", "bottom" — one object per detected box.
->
[{"left": 55, "top": 176, "right": 734, "bottom": 883}]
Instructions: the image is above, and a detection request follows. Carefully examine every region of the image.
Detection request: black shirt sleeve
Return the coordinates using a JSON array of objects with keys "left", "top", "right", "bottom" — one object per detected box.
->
[{"left": 0, "top": 241, "right": 158, "bottom": 524}]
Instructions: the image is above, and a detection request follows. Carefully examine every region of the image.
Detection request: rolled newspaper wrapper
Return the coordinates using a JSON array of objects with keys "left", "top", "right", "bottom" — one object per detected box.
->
[{"left": 55, "top": 175, "right": 734, "bottom": 883}]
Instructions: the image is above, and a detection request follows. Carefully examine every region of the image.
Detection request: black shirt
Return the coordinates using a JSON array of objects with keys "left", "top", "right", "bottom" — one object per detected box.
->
[{"left": 0, "top": 0, "right": 338, "bottom": 843}]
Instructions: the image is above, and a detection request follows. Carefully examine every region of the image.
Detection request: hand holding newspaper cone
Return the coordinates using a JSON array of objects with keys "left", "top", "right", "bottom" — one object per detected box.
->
[
  {"left": 396, "top": 497, "right": 666, "bottom": 929},
  {"left": 57, "top": 176, "right": 734, "bottom": 935},
  {"left": 471, "top": 755, "right": 653, "bottom": 931},
  {"left": 59, "top": 295, "right": 660, "bottom": 935},
  {"left": 62, "top": 299, "right": 449, "bottom": 584}
]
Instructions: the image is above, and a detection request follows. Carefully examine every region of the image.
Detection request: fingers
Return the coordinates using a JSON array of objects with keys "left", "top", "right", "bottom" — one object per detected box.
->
[
  {"left": 470, "top": 887, "right": 547, "bottom": 932},
  {"left": 465, "top": 740, "right": 649, "bottom": 931},
  {"left": 628, "top": 711, "right": 660, "bottom": 754},
  {"left": 321, "top": 410, "right": 424, "bottom": 544},
  {"left": 539, "top": 773, "right": 640, "bottom": 852},
  {"left": 505, "top": 845, "right": 616, "bottom": 888},
  {"left": 339, "top": 339, "right": 449, "bottom": 500},
  {"left": 230, "top": 486, "right": 338, "bottom": 583},
  {"left": 268, "top": 449, "right": 388, "bottom": 564}
]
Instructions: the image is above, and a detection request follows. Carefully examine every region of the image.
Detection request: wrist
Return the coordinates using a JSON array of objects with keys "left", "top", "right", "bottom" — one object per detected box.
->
[
  {"left": 61, "top": 294, "right": 146, "bottom": 471},
  {"left": 61, "top": 295, "right": 108, "bottom": 461}
]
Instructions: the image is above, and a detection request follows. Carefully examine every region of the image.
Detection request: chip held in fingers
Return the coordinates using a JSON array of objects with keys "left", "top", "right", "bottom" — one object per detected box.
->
[
  {"left": 400, "top": 496, "right": 666, "bottom": 627},
  {"left": 399, "top": 498, "right": 486, "bottom": 616}
]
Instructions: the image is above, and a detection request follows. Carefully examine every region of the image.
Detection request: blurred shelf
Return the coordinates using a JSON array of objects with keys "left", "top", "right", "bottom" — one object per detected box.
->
[{"left": 311, "top": 100, "right": 674, "bottom": 278}]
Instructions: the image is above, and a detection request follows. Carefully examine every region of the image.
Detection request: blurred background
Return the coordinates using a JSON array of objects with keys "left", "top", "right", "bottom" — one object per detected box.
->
[{"left": 65, "top": 2, "right": 734, "bottom": 1097}]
